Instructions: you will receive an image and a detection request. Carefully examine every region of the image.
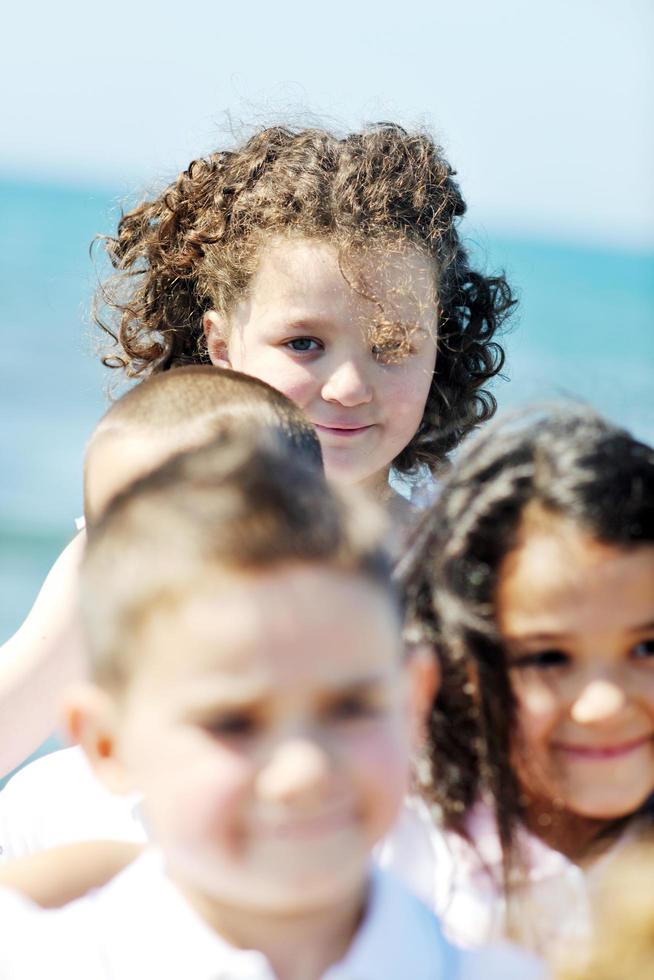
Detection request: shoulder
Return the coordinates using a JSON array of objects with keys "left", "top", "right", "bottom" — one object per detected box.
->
[
  {"left": 0, "top": 852, "right": 159, "bottom": 978},
  {"left": 0, "top": 747, "right": 146, "bottom": 860},
  {"left": 375, "top": 796, "right": 457, "bottom": 909},
  {"left": 0, "top": 747, "right": 87, "bottom": 860},
  {"left": 0, "top": 881, "right": 102, "bottom": 978},
  {"left": 1, "top": 746, "right": 89, "bottom": 798},
  {"left": 0, "top": 850, "right": 247, "bottom": 979},
  {"left": 344, "top": 869, "right": 548, "bottom": 980},
  {"left": 340, "top": 867, "right": 450, "bottom": 979},
  {"left": 378, "top": 797, "right": 527, "bottom": 947},
  {"left": 0, "top": 863, "right": 164, "bottom": 979}
]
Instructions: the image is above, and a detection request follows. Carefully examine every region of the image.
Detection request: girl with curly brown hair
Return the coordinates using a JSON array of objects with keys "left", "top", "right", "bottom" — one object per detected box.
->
[
  {"left": 384, "top": 405, "right": 654, "bottom": 963},
  {"left": 95, "top": 123, "right": 515, "bottom": 513}
]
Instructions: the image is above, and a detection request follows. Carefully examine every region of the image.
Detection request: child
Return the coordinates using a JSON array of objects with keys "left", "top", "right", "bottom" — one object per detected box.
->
[
  {"left": 0, "top": 366, "right": 322, "bottom": 848},
  {"left": 96, "top": 122, "right": 515, "bottom": 510},
  {"left": 0, "top": 430, "right": 540, "bottom": 978},
  {"left": 391, "top": 404, "right": 654, "bottom": 960}
]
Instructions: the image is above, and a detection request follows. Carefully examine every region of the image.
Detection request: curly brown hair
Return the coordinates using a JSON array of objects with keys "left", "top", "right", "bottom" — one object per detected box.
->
[
  {"left": 401, "top": 405, "right": 654, "bottom": 879},
  {"left": 94, "top": 123, "right": 516, "bottom": 474}
]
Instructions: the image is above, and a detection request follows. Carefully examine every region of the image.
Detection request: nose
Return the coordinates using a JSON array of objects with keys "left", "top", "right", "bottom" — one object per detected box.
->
[
  {"left": 321, "top": 359, "right": 373, "bottom": 408},
  {"left": 570, "top": 678, "right": 628, "bottom": 724},
  {"left": 256, "top": 737, "right": 332, "bottom": 806}
]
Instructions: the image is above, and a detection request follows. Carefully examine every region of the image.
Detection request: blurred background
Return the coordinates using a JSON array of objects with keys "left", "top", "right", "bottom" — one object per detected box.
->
[{"left": 1, "top": 0, "right": 653, "bottom": 726}]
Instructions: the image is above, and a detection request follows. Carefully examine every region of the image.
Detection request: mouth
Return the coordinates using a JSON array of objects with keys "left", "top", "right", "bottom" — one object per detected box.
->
[
  {"left": 313, "top": 423, "right": 375, "bottom": 439},
  {"left": 553, "top": 734, "right": 652, "bottom": 760},
  {"left": 254, "top": 808, "right": 356, "bottom": 840}
]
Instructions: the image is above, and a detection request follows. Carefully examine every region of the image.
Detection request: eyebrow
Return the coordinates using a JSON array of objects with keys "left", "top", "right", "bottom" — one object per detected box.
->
[
  {"left": 504, "top": 632, "right": 569, "bottom": 645},
  {"left": 271, "top": 314, "right": 336, "bottom": 331},
  {"left": 187, "top": 688, "right": 267, "bottom": 714},
  {"left": 506, "top": 618, "right": 654, "bottom": 645},
  {"left": 323, "top": 674, "right": 391, "bottom": 697},
  {"left": 629, "top": 619, "right": 654, "bottom": 633}
]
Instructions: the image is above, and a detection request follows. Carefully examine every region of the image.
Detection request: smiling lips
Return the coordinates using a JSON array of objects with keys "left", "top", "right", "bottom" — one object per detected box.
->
[
  {"left": 313, "top": 423, "right": 375, "bottom": 439},
  {"left": 554, "top": 734, "right": 652, "bottom": 760}
]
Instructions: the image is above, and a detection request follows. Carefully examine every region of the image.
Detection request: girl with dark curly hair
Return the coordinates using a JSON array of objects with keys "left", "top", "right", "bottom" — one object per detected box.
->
[
  {"left": 95, "top": 123, "right": 515, "bottom": 514},
  {"left": 387, "top": 405, "right": 654, "bottom": 961}
]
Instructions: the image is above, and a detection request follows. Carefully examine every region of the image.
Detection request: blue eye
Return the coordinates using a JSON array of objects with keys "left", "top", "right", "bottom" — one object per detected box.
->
[
  {"left": 510, "top": 650, "right": 569, "bottom": 670},
  {"left": 633, "top": 638, "right": 654, "bottom": 660},
  {"left": 285, "top": 337, "right": 321, "bottom": 352}
]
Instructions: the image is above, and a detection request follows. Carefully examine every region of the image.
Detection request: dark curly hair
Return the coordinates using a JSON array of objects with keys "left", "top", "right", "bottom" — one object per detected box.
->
[
  {"left": 94, "top": 123, "right": 516, "bottom": 474},
  {"left": 401, "top": 404, "right": 654, "bottom": 874}
]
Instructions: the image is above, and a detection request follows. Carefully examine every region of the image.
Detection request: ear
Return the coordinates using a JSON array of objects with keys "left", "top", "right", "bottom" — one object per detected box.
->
[
  {"left": 405, "top": 644, "right": 440, "bottom": 749},
  {"left": 203, "top": 310, "right": 231, "bottom": 368},
  {"left": 63, "top": 684, "right": 133, "bottom": 796}
]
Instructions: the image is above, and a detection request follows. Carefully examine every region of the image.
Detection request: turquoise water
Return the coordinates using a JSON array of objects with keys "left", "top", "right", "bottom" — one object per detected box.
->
[{"left": 1, "top": 178, "right": 653, "bottom": 781}]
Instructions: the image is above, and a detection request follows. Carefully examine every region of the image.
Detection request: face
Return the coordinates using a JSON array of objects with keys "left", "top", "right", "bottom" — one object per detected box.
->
[
  {"left": 204, "top": 237, "right": 438, "bottom": 495},
  {"left": 497, "top": 512, "right": 654, "bottom": 824},
  {"left": 111, "top": 565, "right": 409, "bottom": 915}
]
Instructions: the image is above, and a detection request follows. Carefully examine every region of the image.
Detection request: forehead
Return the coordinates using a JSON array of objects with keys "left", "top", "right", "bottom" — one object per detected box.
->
[
  {"left": 134, "top": 564, "right": 401, "bottom": 691},
  {"left": 248, "top": 237, "right": 437, "bottom": 316},
  {"left": 497, "top": 514, "right": 654, "bottom": 638}
]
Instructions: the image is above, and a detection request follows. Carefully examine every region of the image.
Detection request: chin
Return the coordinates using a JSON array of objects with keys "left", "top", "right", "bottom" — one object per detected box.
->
[
  {"left": 246, "top": 875, "right": 366, "bottom": 916},
  {"left": 321, "top": 460, "right": 371, "bottom": 486},
  {"left": 567, "top": 791, "right": 653, "bottom": 821}
]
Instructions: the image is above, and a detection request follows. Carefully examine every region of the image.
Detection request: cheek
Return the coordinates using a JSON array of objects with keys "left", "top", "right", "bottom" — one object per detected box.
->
[
  {"left": 346, "top": 723, "right": 409, "bottom": 833},
  {"left": 230, "top": 347, "right": 317, "bottom": 409},
  {"left": 138, "top": 732, "right": 254, "bottom": 849},
  {"left": 384, "top": 365, "right": 433, "bottom": 429},
  {"left": 513, "top": 678, "right": 561, "bottom": 751}
]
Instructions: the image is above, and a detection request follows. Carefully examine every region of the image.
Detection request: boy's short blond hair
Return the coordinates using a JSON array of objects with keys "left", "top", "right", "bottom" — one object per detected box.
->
[
  {"left": 83, "top": 366, "right": 321, "bottom": 523},
  {"left": 81, "top": 428, "right": 391, "bottom": 691}
]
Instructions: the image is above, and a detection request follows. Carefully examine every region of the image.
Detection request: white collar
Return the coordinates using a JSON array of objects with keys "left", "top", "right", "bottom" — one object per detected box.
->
[{"left": 92, "top": 850, "right": 451, "bottom": 980}]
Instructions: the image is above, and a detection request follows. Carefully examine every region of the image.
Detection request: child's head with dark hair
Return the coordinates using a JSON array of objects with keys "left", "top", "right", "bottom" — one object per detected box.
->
[
  {"left": 95, "top": 123, "right": 515, "bottom": 493},
  {"left": 403, "top": 405, "right": 654, "bottom": 869},
  {"left": 84, "top": 364, "right": 321, "bottom": 524},
  {"left": 72, "top": 427, "right": 421, "bottom": 941}
]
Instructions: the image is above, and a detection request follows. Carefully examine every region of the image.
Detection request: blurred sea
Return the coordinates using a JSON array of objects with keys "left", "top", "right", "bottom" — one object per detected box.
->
[{"left": 1, "top": 177, "right": 653, "bottom": 778}]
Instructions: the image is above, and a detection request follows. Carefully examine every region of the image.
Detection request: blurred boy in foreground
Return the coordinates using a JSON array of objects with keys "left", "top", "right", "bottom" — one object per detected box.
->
[{"left": 0, "top": 428, "right": 541, "bottom": 979}]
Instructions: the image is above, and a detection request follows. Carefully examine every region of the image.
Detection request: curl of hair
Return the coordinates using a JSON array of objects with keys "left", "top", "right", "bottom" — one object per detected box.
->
[{"left": 94, "top": 124, "right": 515, "bottom": 471}]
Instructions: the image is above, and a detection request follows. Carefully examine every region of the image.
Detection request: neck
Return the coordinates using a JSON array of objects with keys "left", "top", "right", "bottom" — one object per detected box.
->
[
  {"left": 358, "top": 470, "right": 417, "bottom": 546},
  {"left": 359, "top": 467, "right": 394, "bottom": 502},
  {"left": 176, "top": 877, "right": 367, "bottom": 980}
]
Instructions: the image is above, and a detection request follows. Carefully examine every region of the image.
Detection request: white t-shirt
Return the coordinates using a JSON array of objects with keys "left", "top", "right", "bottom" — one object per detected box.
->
[
  {"left": 0, "top": 746, "right": 146, "bottom": 861},
  {"left": 0, "top": 850, "right": 544, "bottom": 979}
]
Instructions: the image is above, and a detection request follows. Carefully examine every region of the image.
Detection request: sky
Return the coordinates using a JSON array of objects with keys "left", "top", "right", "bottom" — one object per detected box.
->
[{"left": 2, "top": 0, "right": 653, "bottom": 248}]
